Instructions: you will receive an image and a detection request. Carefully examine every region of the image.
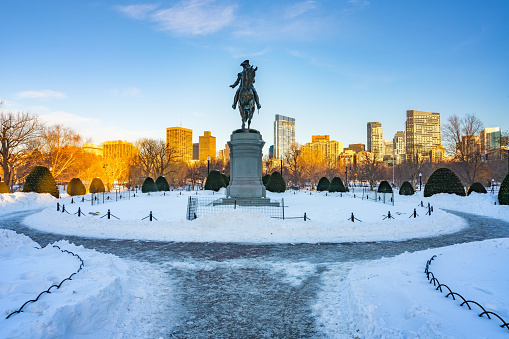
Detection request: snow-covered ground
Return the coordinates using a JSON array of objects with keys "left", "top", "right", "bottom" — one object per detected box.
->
[
  {"left": 1, "top": 189, "right": 509, "bottom": 338},
  {"left": 316, "top": 238, "right": 509, "bottom": 338},
  {"left": 0, "top": 229, "right": 173, "bottom": 338},
  {"left": 15, "top": 189, "right": 482, "bottom": 243}
]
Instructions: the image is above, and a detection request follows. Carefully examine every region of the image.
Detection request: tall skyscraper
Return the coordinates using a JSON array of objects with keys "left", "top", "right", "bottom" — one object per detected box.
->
[
  {"left": 274, "top": 114, "right": 295, "bottom": 159},
  {"left": 405, "top": 110, "right": 441, "bottom": 161},
  {"left": 393, "top": 131, "right": 405, "bottom": 164},
  {"left": 480, "top": 127, "right": 501, "bottom": 156},
  {"left": 199, "top": 131, "right": 216, "bottom": 161},
  {"left": 367, "top": 121, "right": 383, "bottom": 161},
  {"left": 166, "top": 126, "right": 193, "bottom": 162}
]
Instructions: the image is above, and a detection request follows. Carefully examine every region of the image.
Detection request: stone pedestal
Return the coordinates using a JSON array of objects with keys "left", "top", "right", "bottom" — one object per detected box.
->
[{"left": 226, "top": 129, "right": 266, "bottom": 198}]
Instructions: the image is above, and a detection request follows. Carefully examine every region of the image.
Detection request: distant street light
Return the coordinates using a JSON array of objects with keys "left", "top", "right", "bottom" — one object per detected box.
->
[
  {"left": 207, "top": 156, "right": 211, "bottom": 175},
  {"left": 419, "top": 172, "right": 422, "bottom": 191},
  {"left": 280, "top": 155, "right": 283, "bottom": 177}
]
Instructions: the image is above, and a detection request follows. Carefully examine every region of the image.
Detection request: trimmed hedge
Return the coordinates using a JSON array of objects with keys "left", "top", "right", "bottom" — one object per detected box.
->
[
  {"left": 67, "top": 178, "right": 86, "bottom": 196},
  {"left": 467, "top": 182, "right": 487, "bottom": 195},
  {"left": 22, "top": 166, "right": 59, "bottom": 198},
  {"left": 142, "top": 177, "right": 158, "bottom": 193},
  {"left": 317, "top": 177, "right": 330, "bottom": 192},
  {"left": 155, "top": 176, "right": 170, "bottom": 191},
  {"left": 378, "top": 180, "right": 393, "bottom": 193},
  {"left": 89, "top": 178, "right": 105, "bottom": 193},
  {"left": 222, "top": 174, "right": 230, "bottom": 187},
  {"left": 499, "top": 172, "right": 509, "bottom": 205},
  {"left": 329, "top": 177, "right": 346, "bottom": 192},
  {"left": 266, "top": 171, "right": 286, "bottom": 193},
  {"left": 204, "top": 170, "right": 225, "bottom": 191},
  {"left": 399, "top": 181, "right": 415, "bottom": 196},
  {"left": 424, "top": 168, "right": 466, "bottom": 197},
  {"left": 0, "top": 181, "right": 10, "bottom": 194},
  {"left": 262, "top": 174, "right": 271, "bottom": 187}
]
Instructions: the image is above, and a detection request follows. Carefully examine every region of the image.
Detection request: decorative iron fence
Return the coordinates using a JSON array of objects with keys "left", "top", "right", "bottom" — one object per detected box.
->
[
  {"left": 360, "top": 188, "right": 395, "bottom": 206},
  {"left": 186, "top": 196, "right": 285, "bottom": 220},
  {"left": 425, "top": 255, "right": 509, "bottom": 332}
]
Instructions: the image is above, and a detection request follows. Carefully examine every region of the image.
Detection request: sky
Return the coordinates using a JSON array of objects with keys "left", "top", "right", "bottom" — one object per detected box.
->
[{"left": 1, "top": 0, "right": 508, "bottom": 154}]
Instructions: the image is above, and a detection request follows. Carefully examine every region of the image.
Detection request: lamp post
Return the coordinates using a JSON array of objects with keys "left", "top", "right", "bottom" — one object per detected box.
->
[
  {"left": 207, "top": 156, "right": 210, "bottom": 175},
  {"left": 280, "top": 155, "right": 283, "bottom": 177},
  {"left": 419, "top": 172, "right": 422, "bottom": 191},
  {"left": 345, "top": 166, "right": 349, "bottom": 189}
]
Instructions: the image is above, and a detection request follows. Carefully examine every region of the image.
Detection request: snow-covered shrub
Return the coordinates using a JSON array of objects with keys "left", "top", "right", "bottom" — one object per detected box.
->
[
  {"left": 378, "top": 180, "right": 393, "bottom": 193},
  {"left": 89, "top": 178, "right": 105, "bottom": 193},
  {"left": 0, "top": 181, "right": 10, "bottom": 194},
  {"left": 329, "top": 177, "right": 347, "bottom": 192},
  {"left": 467, "top": 182, "right": 487, "bottom": 195},
  {"left": 67, "top": 178, "right": 86, "bottom": 196},
  {"left": 204, "top": 170, "right": 225, "bottom": 191},
  {"left": 22, "top": 166, "right": 59, "bottom": 198},
  {"left": 499, "top": 172, "right": 509, "bottom": 205},
  {"left": 266, "top": 171, "right": 286, "bottom": 193},
  {"left": 399, "top": 181, "right": 415, "bottom": 195},
  {"left": 424, "top": 168, "right": 465, "bottom": 197},
  {"left": 155, "top": 176, "right": 170, "bottom": 191},
  {"left": 317, "top": 177, "right": 330, "bottom": 192},
  {"left": 141, "top": 177, "right": 158, "bottom": 193}
]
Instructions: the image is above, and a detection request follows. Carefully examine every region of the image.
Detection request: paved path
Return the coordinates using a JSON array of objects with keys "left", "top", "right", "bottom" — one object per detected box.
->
[{"left": 2, "top": 210, "right": 509, "bottom": 337}]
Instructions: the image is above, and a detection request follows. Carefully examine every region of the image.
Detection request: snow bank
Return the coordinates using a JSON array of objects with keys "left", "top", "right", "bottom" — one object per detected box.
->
[
  {"left": 316, "top": 238, "right": 509, "bottom": 338},
  {"left": 0, "top": 193, "right": 56, "bottom": 216},
  {"left": 0, "top": 229, "right": 173, "bottom": 338},
  {"left": 21, "top": 190, "right": 469, "bottom": 243}
]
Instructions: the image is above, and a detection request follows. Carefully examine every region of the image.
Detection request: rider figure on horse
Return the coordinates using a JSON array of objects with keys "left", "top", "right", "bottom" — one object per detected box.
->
[{"left": 230, "top": 60, "right": 261, "bottom": 110}]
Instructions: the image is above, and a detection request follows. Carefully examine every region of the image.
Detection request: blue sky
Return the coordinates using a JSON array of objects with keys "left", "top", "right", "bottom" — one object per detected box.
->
[{"left": 1, "top": 0, "right": 508, "bottom": 154}]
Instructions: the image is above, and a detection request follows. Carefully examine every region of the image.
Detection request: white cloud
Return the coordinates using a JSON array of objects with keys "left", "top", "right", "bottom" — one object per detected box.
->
[
  {"left": 284, "top": 1, "right": 316, "bottom": 19},
  {"left": 226, "top": 47, "right": 270, "bottom": 58},
  {"left": 116, "top": 0, "right": 236, "bottom": 36},
  {"left": 16, "top": 90, "right": 66, "bottom": 99},
  {"left": 40, "top": 111, "right": 99, "bottom": 126},
  {"left": 115, "top": 4, "right": 159, "bottom": 20}
]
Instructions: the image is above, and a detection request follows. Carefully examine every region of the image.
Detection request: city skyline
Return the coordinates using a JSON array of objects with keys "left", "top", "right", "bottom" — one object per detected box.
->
[{"left": 1, "top": 1, "right": 508, "bottom": 153}]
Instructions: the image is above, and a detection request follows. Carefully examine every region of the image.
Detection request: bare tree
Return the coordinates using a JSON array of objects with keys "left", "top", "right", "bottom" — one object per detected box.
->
[
  {"left": 284, "top": 142, "right": 303, "bottom": 187},
  {"left": 134, "top": 138, "right": 158, "bottom": 177},
  {"left": 443, "top": 114, "right": 484, "bottom": 185},
  {"left": 39, "top": 124, "right": 83, "bottom": 181},
  {"left": 0, "top": 108, "right": 44, "bottom": 187}
]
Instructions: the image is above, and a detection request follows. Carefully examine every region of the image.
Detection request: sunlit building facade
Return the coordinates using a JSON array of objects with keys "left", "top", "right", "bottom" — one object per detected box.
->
[
  {"left": 367, "top": 121, "right": 384, "bottom": 161},
  {"left": 301, "top": 135, "right": 343, "bottom": 165},
  {"left": 405, "top": 110, "right": 441, "bottom": 161},
  {"left": 166, "top": 126, "right": 193, "bottom": 162},
  {"left": 274, "top": 114, "right": 295, "bottom": 160}
]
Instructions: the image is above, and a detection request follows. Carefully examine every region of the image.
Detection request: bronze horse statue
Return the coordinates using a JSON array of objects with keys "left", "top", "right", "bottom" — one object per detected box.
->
[{"left": 231, "top": 60, "right": 261, "bottom": 130}]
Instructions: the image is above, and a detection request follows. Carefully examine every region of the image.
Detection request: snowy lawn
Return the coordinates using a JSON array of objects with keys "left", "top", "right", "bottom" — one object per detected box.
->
[
  {"left": 0, "top": 229, "right": 174, "bottom": 338},
  {"left": 16, "top": 189, "right": 501, "bottom": 243},
  {"left": 316, "top": 238, "right": 509, "bottom": 338}
]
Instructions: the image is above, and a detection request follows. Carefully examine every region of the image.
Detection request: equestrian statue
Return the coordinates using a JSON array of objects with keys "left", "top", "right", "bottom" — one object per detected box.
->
[{"left": 230, "top": 60, "right": 261, "bottom": 129}]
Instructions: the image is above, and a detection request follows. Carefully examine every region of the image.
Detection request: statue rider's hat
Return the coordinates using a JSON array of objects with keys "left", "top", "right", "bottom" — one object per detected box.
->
[{"left": 240, "top": 60, "right": 250, "bottom": 67}]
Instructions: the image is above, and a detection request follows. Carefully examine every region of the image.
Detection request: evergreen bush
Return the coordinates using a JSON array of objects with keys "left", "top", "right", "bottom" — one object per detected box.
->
[
  {"left": 0, "top": 181, "right": 10, "bottom": 194},
  {"left": 467, "top": 182, "right": 487, "bottom": 195},
  {"left": 89, "top": 178, "right": 105, "bottom": 193},
  {"left": 328, "top": 177, "right": 346, "bottom": 192},
  {"left": 378, "top": 180, "right": 393, "bottom": 193},
  {"left": 262, "top": 174, "right": 271, "bottom": 187},
  {"left": 67, "top": 178, "right": 86, "bottom": 196},
  {"left": 399, "top": 181, "right": 415, "bottom": 195},
  {"left": 266, "top": 171, "right": 286, "bottom": 193},
  {"left": 22, "top": 166, "right": 59, "bottom": 198},
  {"left": 142, "top": 177, "right": 158, "bottom": 193},
  {"left": 222, "top": 174, "right": 230, "bottom": 187},
  {"left": 498, "top": 172, "right": 509, "bottom": 205},
  {"left": 424, "top": 168, "right": 466, "bottom": 197},
  {"left": 204, "top": 170, "right": 225, "bottom": 191},
  {"left": 317, "top": 177, "right": 330, "bottom": 192},
  {"left": 155, "top": 176, "right": 170, "bottom": 191}
]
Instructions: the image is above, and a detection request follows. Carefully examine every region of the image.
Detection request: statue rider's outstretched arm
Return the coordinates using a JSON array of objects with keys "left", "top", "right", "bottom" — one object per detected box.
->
[{"left": 230, "top": 73, "right": 241, "bottom": 88}]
